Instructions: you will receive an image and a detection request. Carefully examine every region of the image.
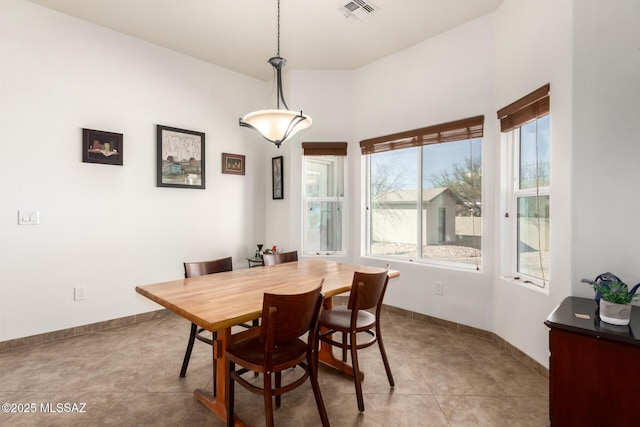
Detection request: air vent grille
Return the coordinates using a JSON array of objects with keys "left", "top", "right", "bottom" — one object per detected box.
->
[{"left": 339, "top": 0, "right": 378, "bottom": 21}]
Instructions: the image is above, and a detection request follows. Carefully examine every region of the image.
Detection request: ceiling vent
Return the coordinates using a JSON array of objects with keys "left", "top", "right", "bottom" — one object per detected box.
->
[{"left": 339, "top": 0, "right": 379, "bottom": 21}]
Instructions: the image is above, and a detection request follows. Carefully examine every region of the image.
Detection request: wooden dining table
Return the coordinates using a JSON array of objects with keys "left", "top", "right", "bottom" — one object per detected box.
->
[{"left": 135, "top": 258, "right": 399, "bottom": 426}]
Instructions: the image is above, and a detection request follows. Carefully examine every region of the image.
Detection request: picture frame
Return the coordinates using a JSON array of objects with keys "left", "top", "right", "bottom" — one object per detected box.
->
[
  {"left": 82, "top": 128, "right": 123, "bottom": 166},
  {"left": 222, "top": 153, "right": 245, "bottom": 175},
  {"left": 272, "top": 156, "right": 283, "bottom": 199},
  {"left": 156, "top": 125, "right": 205, "bottom": 189}
]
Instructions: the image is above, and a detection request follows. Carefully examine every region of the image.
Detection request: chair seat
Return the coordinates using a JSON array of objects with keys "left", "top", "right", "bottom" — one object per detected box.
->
[
  {"left": 319, "top": 306, "right": 376, "bottom": 331},
  {"left": 227, "top": 337, "right": 308, "bottom": 372}
]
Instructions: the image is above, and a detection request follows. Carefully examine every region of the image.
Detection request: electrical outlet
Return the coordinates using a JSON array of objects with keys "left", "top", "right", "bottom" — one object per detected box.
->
[
  {"left": 74, "top": 286, "right": 86, "bottom": 301},
  {"left": 18, "top": 210, "right": 40, "bottom": 225},
  {"left": 435, "top": 281, "right": 443, "bottom": 296}
]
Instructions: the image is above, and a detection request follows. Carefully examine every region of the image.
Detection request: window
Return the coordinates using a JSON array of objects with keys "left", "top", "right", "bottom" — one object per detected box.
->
[
  {"left": 498, "top": 84, "right": 550, "bottom": 286},
  {"left": 302, "top": 143, "right": 346, "bottom": 255},
  {"left": 362, "top": 116, "right": 483, "bottom": 268}
]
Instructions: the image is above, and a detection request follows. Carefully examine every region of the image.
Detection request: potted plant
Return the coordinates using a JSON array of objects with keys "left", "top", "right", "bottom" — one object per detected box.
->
[
  {"left": 262, "top": 245, "right": 278, "bottom": 255},
  {"left": 582, "top": 272, "right": 640, "bottom": 326}
]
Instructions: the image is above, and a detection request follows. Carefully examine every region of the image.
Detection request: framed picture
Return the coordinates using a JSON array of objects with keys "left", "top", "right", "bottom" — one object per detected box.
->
[
  {"left": 156, "top": 125, "right": 205, "bottom": 189},
  {"left": 272, "top": 156, "right": 283, "bottom": 199},
  {"left": 82, "top": 128, "right": 123, "bottom": 166},
  {"left": 222, "top": 153, "right": 245, "bottom": 175}
]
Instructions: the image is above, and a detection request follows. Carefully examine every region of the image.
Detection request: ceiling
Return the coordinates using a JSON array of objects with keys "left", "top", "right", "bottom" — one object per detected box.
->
[{"left": 27, "top": 0, "right": 504, "bottom": 81}]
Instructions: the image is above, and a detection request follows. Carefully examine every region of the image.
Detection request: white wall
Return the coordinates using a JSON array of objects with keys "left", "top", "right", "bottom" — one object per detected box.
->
[
  {"left": 350, "top": 14, "right": 498, "bottom": 331},
  {"left": 492, "top": 0, "right": 573, "bottom": 365},
  {"left": 572, "top": 1, "right": 640, "bottom": 289},
  {"left": 0, "top": 0, "right": 268, "bottom": 341}
]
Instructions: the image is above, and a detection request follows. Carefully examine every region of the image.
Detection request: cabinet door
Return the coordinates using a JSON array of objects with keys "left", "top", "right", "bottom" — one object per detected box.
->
[{"left": 549, "top": 329, "right": 640, "bottom": 426}]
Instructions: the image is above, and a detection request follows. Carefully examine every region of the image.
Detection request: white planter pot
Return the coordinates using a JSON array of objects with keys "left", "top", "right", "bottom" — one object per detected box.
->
[{"left": 599, "top": 300, "right": 631, "bottom": 326}]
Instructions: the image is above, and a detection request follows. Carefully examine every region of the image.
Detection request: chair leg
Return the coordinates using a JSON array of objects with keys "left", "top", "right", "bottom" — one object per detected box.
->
[
  {"left": 264, "top": 372, "right": 275, "bottom": 427},
  {"left": 252, "top": 319, "right": 260, "bottom": 378},
  {"left": 376, "top": 324, "right": 395, "bottom": 387},
  {"left": 180, "top": 323, "right": 198, "bottom": 378},
  {"left": 226, "top": 360, "right": 235, "bottom": 427},
  {"left": 350, "top": 332, "right": 365, "bottom": 412},
  {"left": 275, "top": 372, "right": 282, "bottom": 408},
  {"left": 341, "top": 332, "right": 347, "bottom": 362},
  {"left": 308, "top": 354, "right": 330, "bottom": 427}
]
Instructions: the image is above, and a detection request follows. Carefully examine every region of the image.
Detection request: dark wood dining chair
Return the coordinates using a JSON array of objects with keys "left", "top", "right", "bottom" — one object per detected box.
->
[
  {"left": 180, "top": 256, "right": 234, "bottom": 383},
  {"left": 317, "top": 266, "right": 394, "bottom": 412},
  {"left": 225, "top": 282, "right": 330, "bottom": 427},
  {"left": 262, "top": 250, "right": 298, "bottom": 266}
]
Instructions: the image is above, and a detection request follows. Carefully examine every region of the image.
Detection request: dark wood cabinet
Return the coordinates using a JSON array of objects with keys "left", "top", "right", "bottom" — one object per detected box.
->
[{"left": 545, "top": 297, "right": 640, "bottom": 427}]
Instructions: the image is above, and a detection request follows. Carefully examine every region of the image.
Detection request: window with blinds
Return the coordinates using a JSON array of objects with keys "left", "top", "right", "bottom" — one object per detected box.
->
[
  {"left": 498, "top": 84, "right": 550, "bottom": 287},
  {"left": 362, "top": 117, "right": 484, "bottom": 268},
  {"left": 360, "top": 116, "right": 484, "bottom": 155},
  {"left": 302, "top": 142, "right": 347, "bottom": 255}
]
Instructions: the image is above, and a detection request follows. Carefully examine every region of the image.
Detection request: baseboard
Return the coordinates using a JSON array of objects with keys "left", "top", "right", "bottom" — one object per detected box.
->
[
  {"left": 0, "top": 309, "right": 169, "bottom": 352},
  {"left": 0, "top": 303, "right": 550, "bottom": 380}
]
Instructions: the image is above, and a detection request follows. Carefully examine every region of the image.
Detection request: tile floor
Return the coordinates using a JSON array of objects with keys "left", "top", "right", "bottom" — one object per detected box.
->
[{"left": 0, "top": 310, "right": 549, "bottom": 426}]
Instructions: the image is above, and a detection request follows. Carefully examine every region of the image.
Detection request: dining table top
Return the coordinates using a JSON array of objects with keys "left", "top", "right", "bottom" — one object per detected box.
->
[{"left": 135, "top": 258, "right": 399, "bottom": 333}]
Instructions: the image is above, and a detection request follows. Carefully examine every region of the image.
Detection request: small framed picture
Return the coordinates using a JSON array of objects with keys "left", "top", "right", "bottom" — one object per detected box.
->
[
  {"left": 156, "top": 125, "right": 205, "bottom": 189},
  {"left": 272, "top": 156, "right": 283, "bottom": 199},
  {"left": 82, "top": 128, "right": 123, "bottom": 166},
  {"left": 222, "top": 153, "right": 245, "bottom": 175}
]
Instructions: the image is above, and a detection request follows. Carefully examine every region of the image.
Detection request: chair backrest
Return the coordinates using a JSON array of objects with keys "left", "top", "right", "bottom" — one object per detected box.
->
[
  {"left": 262, "top": 250, "right": 298, "bottom": 266},
  {"left": 183, "top": 256, "right": 233, "bottom": 278},
  {"left": 347, "top": 267, "right": 390, "bottom": 312},
  {"left": 259, "top": 281, "right": 324, "bottom": 346}
]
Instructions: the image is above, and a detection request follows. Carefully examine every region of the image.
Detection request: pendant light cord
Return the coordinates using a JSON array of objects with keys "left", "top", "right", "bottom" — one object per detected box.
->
[
  {"left": 470, "top": 138, "right": 479, "bottom": 271},
  {"left": 276, "top": 0, "right": 281, "bottom": 57},
  {"left": 534, "top": 115, "right": 547, "bottom": 287},
  {"left": 253, "top": 0, "right": 281, "bottom": 111}
]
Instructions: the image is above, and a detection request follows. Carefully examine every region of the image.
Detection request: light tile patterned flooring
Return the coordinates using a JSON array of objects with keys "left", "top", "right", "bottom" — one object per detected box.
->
[{"left": 0, "top": 310, "right": 549, "bottom": 426}]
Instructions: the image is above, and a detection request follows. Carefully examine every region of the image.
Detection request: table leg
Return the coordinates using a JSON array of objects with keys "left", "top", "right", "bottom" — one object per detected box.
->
[
  {"left": 194, "top": 327, "right": 246, "bottom": 426},
  {"left": 194, "top": 326, "right": 259, "bottom": 426}
]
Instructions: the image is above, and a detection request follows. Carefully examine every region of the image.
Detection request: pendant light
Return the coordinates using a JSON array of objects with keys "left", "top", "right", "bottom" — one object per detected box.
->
[{"left": 239, "top": 0, "right": 311, "bottom": 148}]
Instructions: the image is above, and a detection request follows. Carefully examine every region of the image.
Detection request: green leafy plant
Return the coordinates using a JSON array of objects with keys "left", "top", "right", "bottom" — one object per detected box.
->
[
  {"left": 581, "top": 272, "right": 640, "bottom": 305},
  {"left": 592, "top": 281, "right": 637, "bottom": 304}
]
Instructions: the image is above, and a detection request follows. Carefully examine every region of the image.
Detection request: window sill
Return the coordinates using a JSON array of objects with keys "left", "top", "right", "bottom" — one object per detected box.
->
[
  {"left": 364, "top": 254, "right": 481, "bottom": 272},
  {"left": 499, "top": 275, "right": 550, "bottom": 295},
  {"left": 303, "top": 252, "right": 346, "bottom": 257}
]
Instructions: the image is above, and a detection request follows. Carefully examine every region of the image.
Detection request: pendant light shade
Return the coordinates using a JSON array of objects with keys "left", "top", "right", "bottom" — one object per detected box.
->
[
  {"left": 239, "top": 0, "right": 311, "bottom": 148},
  {"left": 240, "top": 108, "right": 311, "bottom": 147}
]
